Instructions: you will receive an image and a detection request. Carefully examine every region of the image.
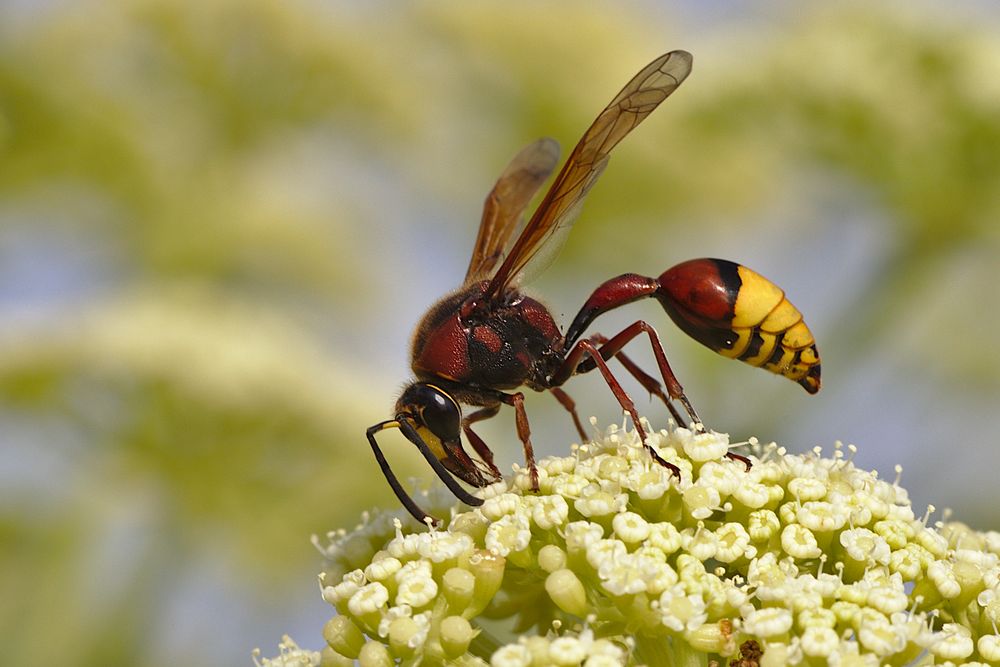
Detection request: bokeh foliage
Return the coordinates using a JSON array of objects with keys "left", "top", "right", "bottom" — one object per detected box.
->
[{"left": 1, "top": 1, "right": 998, "bottom": 666}]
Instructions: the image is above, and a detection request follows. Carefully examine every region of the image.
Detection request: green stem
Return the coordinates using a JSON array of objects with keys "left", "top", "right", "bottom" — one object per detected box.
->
[
  {"left": 672, "top": 636, "right": 707, "bottom": 667},
  {"left": 467, "top": 622, "right": 503, "bottom": 661},
  {"left": 633, "top": 635, "right": 707, "bottom": 667}
]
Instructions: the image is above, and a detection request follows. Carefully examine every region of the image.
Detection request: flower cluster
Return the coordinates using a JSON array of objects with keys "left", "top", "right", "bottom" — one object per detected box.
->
[{"left": 259, "top": 420, "right": 1000, "bottom": 666}]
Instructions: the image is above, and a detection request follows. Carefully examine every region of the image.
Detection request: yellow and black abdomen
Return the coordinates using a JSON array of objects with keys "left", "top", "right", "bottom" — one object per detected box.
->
[{"left": 657, "top": 258, "right": 821, "bottom": 393}]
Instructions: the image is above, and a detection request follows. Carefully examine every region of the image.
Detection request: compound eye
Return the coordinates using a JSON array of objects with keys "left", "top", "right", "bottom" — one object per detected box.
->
[
  {"left": 397, "top": 383, "right": 461, "bottom": 442},
  {"left": 418, "top": 386, "right": 461, "bottom": 441}
]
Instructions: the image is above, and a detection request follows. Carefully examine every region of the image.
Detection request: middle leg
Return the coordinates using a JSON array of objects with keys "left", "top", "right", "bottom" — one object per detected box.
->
[
  {"left": 588, "top": 332, "right": 688, "bottom": 427},
  {"left": 549, "top": 386, "right": 589, "bottom": 442},
  {"left": 577, "top": 327, "right": 751, "bottom": 471},
  {"left": 550, "top": 338, "right": 681, "bottom": 479},
  {"left": 555, "top": 320, "right": 701, "bottom": 426}
]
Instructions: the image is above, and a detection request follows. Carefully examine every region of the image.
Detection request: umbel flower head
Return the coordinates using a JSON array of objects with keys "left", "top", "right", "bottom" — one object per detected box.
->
[{"left": 256, "top": 420, "right": 1000, "bottom": 666}]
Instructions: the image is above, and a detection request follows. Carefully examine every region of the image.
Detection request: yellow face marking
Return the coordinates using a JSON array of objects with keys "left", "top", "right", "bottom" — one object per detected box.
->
[
  {"left": 415, "top": 425, "right": 448, "bottom": 461},
  {"left": 414, "top": 384, "right": 459, "bottom": 462}
]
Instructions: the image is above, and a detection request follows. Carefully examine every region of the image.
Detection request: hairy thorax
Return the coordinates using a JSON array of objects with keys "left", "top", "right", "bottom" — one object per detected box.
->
[{"left": 410, "top": 281, "right": 564, "bottom": 392}]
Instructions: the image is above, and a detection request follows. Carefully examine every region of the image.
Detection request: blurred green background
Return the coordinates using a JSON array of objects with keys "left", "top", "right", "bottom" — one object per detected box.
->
[{"left": 1, "top": 1, "right": 998, "bottom": 665}]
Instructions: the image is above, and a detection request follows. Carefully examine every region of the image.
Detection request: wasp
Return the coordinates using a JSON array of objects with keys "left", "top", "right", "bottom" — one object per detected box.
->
[{"left": 367, "top": 51, "right": 820, "bottom": 524}]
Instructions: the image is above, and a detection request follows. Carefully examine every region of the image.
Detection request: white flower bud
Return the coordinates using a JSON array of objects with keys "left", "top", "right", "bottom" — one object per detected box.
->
[
  {"left": 418, "top": 531, "right": 473, "bottom": 563},
  {"left": 978, "top": 634, "right": 1000, "bottom": 661},
  {"left": 587, "top": 538, "right": 627, "bottom": 571},
  {"left": 575, "top": 486, "right": 627, "bottom": 517},
  {"left": 697, "top": 461, "right": 740, "bottom": 496},
  {"left": 485, "top": 512, "right": 532, "bottom": 557},
  {"left": 632, "top": 468, "right": 671, "bottom": 500},
  {"left": 395, "top": 572, "right": 438, "bottom": 608},
  {"left": 538, "top": 544, "right": 567, "bottom": 573},
  {"left": 613, "top": 511, "right": 651, "bottom": 543},
  {"left": 856, "top": 613, "right": 905, "bottom": 656},
  {"left": 681, "top": 431, "right": 730, "bottom": 462},
  {"left": 490, "top": 644, "right": 532, "bottom": 667},
  {"left": 439, "top": 615, "right": 475, "bottom": 659},
  {"left": 685, "top": 526, "right": 719, "bottom": 561},
  {"left": 928, "top": 560, "right": 962, "bottom": 599},
  {"left": 800, "top": 626, "right": 839, "bottom": 657},
  {"left": 840, "top": 528, "right": 890, "bottom": 565},
  {"left": 927, "top": 623, "right": 974, "bottom": 660},
  {"left": 732, "top": 481, "right": 771, "bottom": 509},
  {"left": 599, "top": 554, "right": 648, "bottom": 596},
  {"left": 357, "top": 640, "right": 392, "bottom": 667},
  {"left": 545, "top": 568, "right": 589, "bottom": 616},
  {"left": 348, "top": 582, "right": 389, "bottom": 616},
  {"left": 788, "top": 476, "right": 828, "bottom": 502},
  {"left": 646, "top": 522, "right": 682, "bottom": 554},
  {"left": 480, "top": 493, "right": 522, "bottom": 521},
  {"left": 683, "top": 484, "right": 721, "bottom": 520},
  {"left": 564, "top": 521, "right": 605, "bottom": 555},
  {"left": 743, "top": 607, "right": 793, "bottom": 638},
  {"left": 548, "top": 636, "right": 586, "bottom": 665},
  {"left": 659, "top": 584, "right": 707, "bottom": 632},
  {"left": 531, "top": 494, "right": 570, "bottom": 530},
  {"left": 364, "top": 556, "right": 401, "bottom": 582},
  {"left": 715, "top": 523, "right": 752, "bottom": 563},
  {"left": 797, "top": 501, "right": 849, "bottom": 533},
  {"left": 747, "top": 509, "right": 780, "bottom": 542},
  {"left": 781, "top": 523, "right": 822, "bottom": 560}
]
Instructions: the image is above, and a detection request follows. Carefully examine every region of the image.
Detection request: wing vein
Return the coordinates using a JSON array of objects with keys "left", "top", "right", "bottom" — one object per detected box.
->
[{"left": 479, "top": 50, "right": 693, "bottom": 303}]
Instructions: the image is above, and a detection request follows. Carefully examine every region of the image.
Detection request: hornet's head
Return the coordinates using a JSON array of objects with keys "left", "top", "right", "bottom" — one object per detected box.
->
[
  {"left": 394, "top": 382, "right": 462, "bottom": 460},
  {"left": 367, "top": 382, "right": 495, "bottom": 525}
]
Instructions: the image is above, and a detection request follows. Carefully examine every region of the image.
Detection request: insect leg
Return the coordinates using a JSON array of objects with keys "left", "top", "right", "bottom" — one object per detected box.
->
[
  {"left": 587, "top": 332, "right": 688, "bottom": 427},
  {"left": 564, "top": 265, "right": 821, "bottom": 394},
  {"left": 491, "top": 391, "right": 539, "bottom": 492},
  {"left": 574, "top": 326, "right": 751, "bottom": 471},
  {"left": 571, "top": 321, "right": 700, "bottom": 426},
  {"left": 549, "top": 387, "right": 588, "bottom": 442},
  {"left": 462, "top": 405, "right": 503, "bottom": 481},
  {"left": 552, "top": 339, "right": 681, "bottom": 479}
]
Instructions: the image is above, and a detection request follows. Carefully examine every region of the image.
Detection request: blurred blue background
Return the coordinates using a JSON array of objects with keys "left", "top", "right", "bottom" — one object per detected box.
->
[{"left": 1, "top": 1, "right": 999, "bottom": 664}]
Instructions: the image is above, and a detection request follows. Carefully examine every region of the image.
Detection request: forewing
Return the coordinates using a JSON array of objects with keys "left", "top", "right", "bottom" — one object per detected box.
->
[
  {"left": 464, "top": 138, "right": 560, "bottom": 284},
  {"left": 483, "top": 50, "right": 693, "bottom": 299}
]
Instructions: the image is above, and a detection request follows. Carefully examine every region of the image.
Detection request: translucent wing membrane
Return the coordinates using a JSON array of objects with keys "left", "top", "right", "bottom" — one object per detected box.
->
[
  {"left": 481, "top": 50, "right": 693, "bottom": 301},
  {"left": 465, "top": 138, "right": 561, "bottom": 284}
]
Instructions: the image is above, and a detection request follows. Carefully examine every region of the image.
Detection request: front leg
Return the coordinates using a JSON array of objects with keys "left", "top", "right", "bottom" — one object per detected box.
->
[
  {"left": 462, "top": 405, "right": 503, "bottom": 481},
  {"left": 459, "top": 387, "right": 540, "bottom": 492}
]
